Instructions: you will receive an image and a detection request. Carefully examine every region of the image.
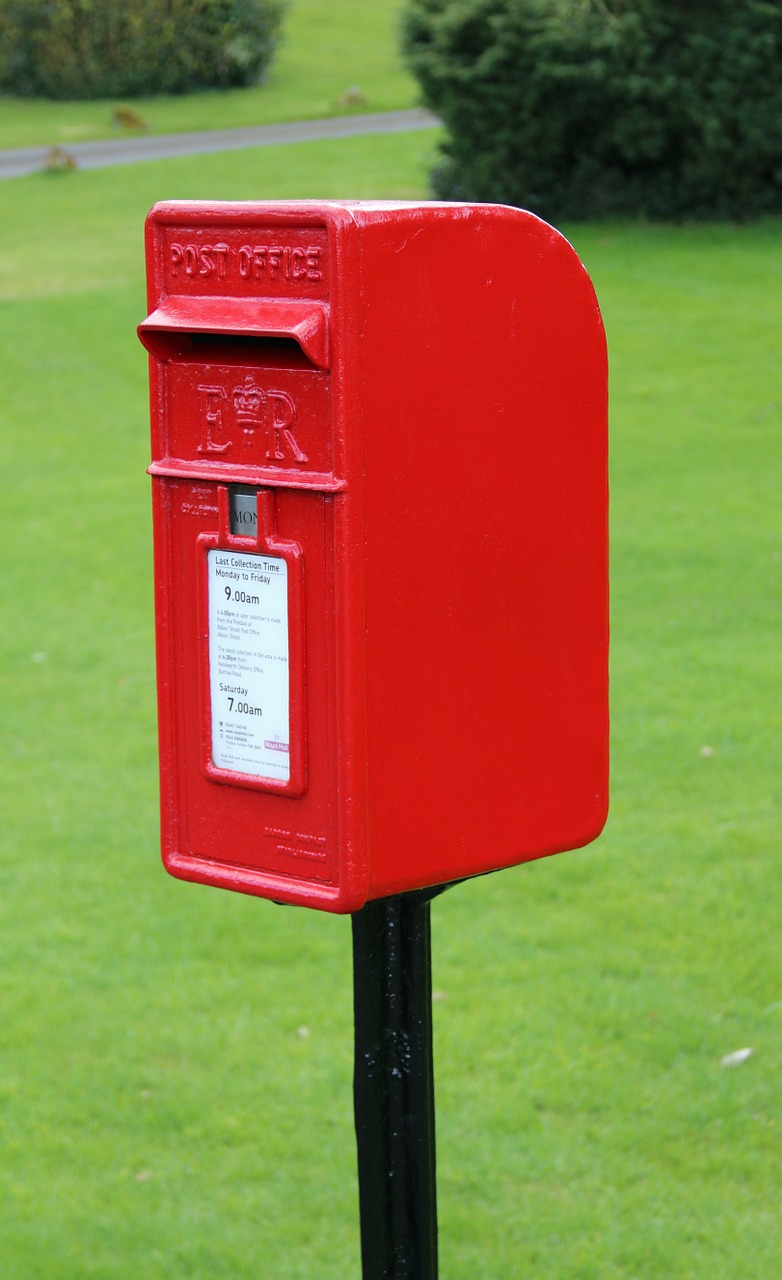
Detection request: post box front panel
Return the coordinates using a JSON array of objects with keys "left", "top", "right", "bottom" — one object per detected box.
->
[{"left": 143, "top": 204, "right": 368, "bottom": 911}]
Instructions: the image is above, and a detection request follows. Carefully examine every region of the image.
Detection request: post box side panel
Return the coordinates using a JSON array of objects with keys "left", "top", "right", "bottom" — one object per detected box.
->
[{"left": 355, "top": 206, "right": 608, "bottom": 896}]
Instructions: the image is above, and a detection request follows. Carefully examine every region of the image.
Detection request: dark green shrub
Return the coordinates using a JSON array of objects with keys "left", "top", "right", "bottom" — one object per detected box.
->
[
  {"left": 401, "top": 0, "right": 782, "bottom": 219},
  {"left": 0, "top": 0, "right": 286, "bottom": 100}
]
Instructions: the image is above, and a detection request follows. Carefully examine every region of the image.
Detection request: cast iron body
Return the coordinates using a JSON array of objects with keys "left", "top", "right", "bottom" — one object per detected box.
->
[{"left": 139, "top": 200, "right": 608, "bottom": 912}]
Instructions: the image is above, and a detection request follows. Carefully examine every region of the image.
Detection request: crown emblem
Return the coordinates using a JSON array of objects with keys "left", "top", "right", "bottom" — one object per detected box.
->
[{"left": 233, "top": 375, "right": 265, "bottom": 440}]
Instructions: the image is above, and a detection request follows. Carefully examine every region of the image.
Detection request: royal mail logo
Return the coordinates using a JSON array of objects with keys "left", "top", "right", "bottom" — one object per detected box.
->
[{"left": 197, "top": 377, "right": 308, "bottom": 463}]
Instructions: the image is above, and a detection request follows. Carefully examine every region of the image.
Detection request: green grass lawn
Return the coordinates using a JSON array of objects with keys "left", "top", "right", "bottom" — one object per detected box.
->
[
  {"left": 0, "top": 0, "right": 418, "bottom": 151},
  {"left": 1, "top": 137, "right": 781, "bottom": 1278}
]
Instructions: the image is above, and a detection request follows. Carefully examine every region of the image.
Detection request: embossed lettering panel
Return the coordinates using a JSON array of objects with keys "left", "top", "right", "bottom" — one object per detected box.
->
[
  {"left": 165, "top": 360, "right": 332, "bottom": 477},
  {"left": 159, "top": 225, "right": 329, "bottom": 300}
]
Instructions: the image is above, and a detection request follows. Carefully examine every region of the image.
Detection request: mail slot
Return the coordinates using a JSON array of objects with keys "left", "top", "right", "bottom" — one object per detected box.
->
[{"left": 139, "top": 200, "right": 608, "bottom": 912}]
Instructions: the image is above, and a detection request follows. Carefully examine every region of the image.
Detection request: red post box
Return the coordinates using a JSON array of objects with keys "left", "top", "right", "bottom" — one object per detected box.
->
[{"left": 139, "top": 200, "right": 608, "bottom": 913}]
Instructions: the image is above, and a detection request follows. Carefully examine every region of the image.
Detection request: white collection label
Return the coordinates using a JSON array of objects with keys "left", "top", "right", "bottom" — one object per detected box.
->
[{"left": 207, "top": 549, "right": 290, "bottom": 782}]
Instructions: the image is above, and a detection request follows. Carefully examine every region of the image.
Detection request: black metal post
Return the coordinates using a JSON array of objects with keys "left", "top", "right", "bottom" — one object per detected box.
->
[{"left": 351, "top": 890, "right": 439, "bottom": 1280}]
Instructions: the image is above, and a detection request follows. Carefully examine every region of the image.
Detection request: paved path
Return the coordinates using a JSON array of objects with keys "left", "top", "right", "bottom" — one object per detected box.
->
[{"left": 0, "top": 108, "right": 440, "bottom": 180}]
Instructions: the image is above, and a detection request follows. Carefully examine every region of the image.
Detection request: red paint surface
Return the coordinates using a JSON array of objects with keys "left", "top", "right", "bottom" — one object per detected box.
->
[{"left": 139, "top": 200, "right": 608, "bottom": 912}]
